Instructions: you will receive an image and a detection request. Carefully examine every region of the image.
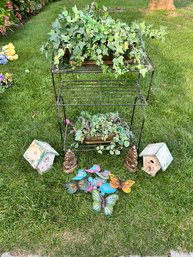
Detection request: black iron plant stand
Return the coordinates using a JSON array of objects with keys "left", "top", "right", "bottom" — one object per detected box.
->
[{"left": 50, "top": 56, "right": 154, "bottom": 153}]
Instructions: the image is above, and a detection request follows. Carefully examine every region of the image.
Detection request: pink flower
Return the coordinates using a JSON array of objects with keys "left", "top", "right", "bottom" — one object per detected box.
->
[
  {"left": 65, "top": 118, "right": 70, "bottom": 125},
  {"left": 4, "top": 16, "right": 10, "bottom": 21},
  {"left": 5, "top": 1, "right": 13, "bottom": 9},
  {"left": 4, "top": 17, "right": 10, "bottom": 27},
  {"left": 15, "top": 12, "right": 22, "bottom": 21},
  {"left": 0, "top": 26, "right": 6, "bottom": 35}
]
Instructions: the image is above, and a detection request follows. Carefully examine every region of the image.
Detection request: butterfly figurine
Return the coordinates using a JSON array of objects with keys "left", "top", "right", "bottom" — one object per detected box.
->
[
  {"left": 110, "top": 174, "right": 135, "bottom": 193},
  {"left": 86, "top": 164, "right": 100, "bottom": 173},
  {"left": 65, "top": 179, "right": 90, "bottom": 194},
  {"left": 86, "top": 177, "right": 106, "bottom": 192},
  {"left": 92, "top": 190, "right": 119, "bottom": 216},
  {"left": 96, "top": 170, "right": 111, "bottom": 180},
  {"left": 99, "top": 183, "right": 117, "bottom": 196},
  {"left": 72, "top": 169, "right": 87, "bottom": 180}
]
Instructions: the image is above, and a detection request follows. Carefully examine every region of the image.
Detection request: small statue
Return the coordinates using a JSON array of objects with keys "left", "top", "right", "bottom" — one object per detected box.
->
[
  {"left": 124, "top": 145, "right": 138, "bottom": 172},
  {"left": 63, "top": 149, "right": 78, "bottom": 174}
]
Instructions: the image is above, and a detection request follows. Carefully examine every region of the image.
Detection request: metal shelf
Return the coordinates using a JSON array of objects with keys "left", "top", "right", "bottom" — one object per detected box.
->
[
  {"left": 57, "top": 79, "right": 146, "bottom": 107},
  {"left": 58, "top": 96, "right": 145, "bottom": 152},
  {"left": 50, "top": 55, "right": 154, "bottom": 153}
]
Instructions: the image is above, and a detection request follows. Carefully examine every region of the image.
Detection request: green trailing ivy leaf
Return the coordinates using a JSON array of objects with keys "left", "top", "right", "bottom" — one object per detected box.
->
[
  {"left": 115, "top": 150, "right": 121, "bottom": 155},
  {"left": 110, "top": 150, "right": 114, "bottom": 155},
  {"left": 42, "top": 3, "right": 166, "bottom": 77},
  {"left": 124, "top": 141, "right": 130, "bottom": 147},
  {"left": 70, "top": 111, "right": 133, "bottom": 155}
]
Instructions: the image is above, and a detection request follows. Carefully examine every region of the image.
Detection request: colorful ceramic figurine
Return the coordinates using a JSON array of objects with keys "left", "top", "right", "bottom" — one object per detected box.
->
[
  {"left": 92, "top": 190, "right": 119, "bottom": 216},
  {"left": 86, "top": 177, "right": 106, "bottom": 192},
  {"left": 110, "top": 174, "right": 135, "bottom": 193},
  {"left": 99, "top": 183, "right": 117, "bottom": 196},
  {"left": 96, "top": 170, "right": 111, "bottom": 180},
  {"left": 64, "top": 165, "right": 136, "bottom": 216},
  {"left": 65, "top": 179, "right": 90, "bottom": 194},
  {"left": 86, "top": 164, "right": 100, "bottom": 173},
  {"left": 72, "top": 169, "right": 87, "bottom": 180}
]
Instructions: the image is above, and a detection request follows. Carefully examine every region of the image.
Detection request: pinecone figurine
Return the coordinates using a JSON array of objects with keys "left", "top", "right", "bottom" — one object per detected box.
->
[
  {"left": 124, "top": 145, "right": 138, "bottom": 172},
  {"left": 63, "top": 149, "right": 78, "bottom": 174}
]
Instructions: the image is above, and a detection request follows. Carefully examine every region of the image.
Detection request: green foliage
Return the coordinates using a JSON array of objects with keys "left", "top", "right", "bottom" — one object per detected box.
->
[
  {"left": 71, "top": 111, "right": 133, "bottom": 154},
  {"left": 0, "top": 0, "right": 56, "bottom": 35},
  {"left": 42, "top": 3, "right": 166, "bottom": 77}
]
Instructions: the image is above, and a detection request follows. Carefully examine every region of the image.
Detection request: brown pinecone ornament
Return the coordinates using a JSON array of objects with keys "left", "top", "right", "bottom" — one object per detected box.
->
[
  {"left": 124, "top": 145, "right": 138, "bottom": 172},
  {"left": 63, "top": 149, "right": 78, "bottom": 174}
]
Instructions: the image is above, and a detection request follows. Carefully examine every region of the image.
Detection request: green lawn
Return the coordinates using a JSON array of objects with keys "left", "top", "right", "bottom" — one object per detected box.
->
[{"left": 0, "top": 1, "right": 193, "bottom": 257}]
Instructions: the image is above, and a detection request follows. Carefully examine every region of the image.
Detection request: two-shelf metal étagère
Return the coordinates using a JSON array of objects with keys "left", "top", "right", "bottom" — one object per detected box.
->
[{"left": 50, "top": 56, "right": 154, "bottom": 153}]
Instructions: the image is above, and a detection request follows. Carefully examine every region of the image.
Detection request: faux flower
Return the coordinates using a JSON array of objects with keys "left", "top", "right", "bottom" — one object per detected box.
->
[
  {"left": 0, "top": 54, "right": 8, "bottom": 65},
  {"left": 65, "top": 118, "right": 70, "bottom": 125},
  {"left": 5, "top": 1, "right": 13, "bottom": 9},
  {"left": 4, "top": 73, "right": 13, "bottom": 83},
  {"left": 2, "top": 43, "right": 18, "bottom": 61},
  {"left": 15, "top": 12, "right": 22, "bottom": 21},
  {"left": 0, "top": 73, "right": 13, "bottom": 90},
  {"left": 4, "top": 16, "right": 11, "bottom": 27},
  {"left": 0, "top": 74, "right": 5, "bottom": 82},
  {"left": 0, "top": 26, "right": 6, "bottom": 35}
]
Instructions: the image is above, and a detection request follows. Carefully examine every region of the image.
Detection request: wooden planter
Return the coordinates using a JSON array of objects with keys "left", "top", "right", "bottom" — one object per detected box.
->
[
  {"left": 63, "top": 49, "right": 134, "bottom": 67},
  {"left": 84, "top": 134, "right": 114, "bottom": 145}
]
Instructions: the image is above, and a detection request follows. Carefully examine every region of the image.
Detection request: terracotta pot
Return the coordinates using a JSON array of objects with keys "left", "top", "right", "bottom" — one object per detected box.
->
[{"left": 63, "top": 49, "right": 134, "bottom": 66}]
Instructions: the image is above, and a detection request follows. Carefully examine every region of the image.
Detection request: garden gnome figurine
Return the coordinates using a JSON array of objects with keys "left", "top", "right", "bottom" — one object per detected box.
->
[
  {"left": 124, "top": 145, "right": 138, "bottom": 172},
  {"left": 63, "top": 149, "right": 78, "bottom": 174}
]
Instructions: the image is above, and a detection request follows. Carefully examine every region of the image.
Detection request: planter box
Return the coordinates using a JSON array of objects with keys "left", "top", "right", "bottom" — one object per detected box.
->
[
  {"left": 63, "top": 49, "right": 134, "bottom": 67},
  {"left": 84, "top": 134, "right": 114, "bottom": 145}
]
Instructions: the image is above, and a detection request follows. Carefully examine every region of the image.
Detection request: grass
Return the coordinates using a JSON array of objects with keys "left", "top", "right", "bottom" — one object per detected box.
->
[{"left": 0, "top": 0, "right": 193, "bottom": 256}]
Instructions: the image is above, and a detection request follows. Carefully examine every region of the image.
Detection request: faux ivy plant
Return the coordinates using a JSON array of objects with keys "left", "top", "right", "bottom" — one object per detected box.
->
[
  {"left": 70, "top": 111, "right": 133, "bottom": 155},
  {"left": 41, "top": 3, "right": 166, "bottom": 77}
]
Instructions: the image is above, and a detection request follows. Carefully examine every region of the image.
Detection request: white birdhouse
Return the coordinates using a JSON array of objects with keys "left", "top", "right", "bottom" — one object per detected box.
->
[
  {"left": 139, "top": 143, "right": 173, "bottom": 176},
  {"left": 23, "top": 139, "right": 59, "bottom": 174}
]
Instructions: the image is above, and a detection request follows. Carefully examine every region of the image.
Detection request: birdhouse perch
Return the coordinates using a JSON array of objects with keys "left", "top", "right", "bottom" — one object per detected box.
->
[{"left": 139, "top": 143, "right": 173, "bottom": 176}]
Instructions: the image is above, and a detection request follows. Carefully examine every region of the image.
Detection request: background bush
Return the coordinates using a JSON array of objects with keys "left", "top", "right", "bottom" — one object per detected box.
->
[{"left": 0, "top": 0, "right": 57, "bottom": 35}]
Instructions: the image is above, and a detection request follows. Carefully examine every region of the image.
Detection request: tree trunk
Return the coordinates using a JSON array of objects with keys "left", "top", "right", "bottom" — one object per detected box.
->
[{"left": 148, "top": 0, "right": 175, "bottom": 10}]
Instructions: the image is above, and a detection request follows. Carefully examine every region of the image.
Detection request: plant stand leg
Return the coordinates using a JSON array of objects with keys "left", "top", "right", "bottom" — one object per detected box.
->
[
  {"left": 130, "top": 97, "right": 138, "bottom": 131},
  {"left": 51, "top": 71, "right": 57, "bottom": 101},
  {"left": 57, "top": 96, "right": 64, "bottom": 150},
  {"left": 146, "top": 69, "right": 155, "bottom": 101},
  {"left": 137, "top": 101, "right": 145, "bottom": 152}
]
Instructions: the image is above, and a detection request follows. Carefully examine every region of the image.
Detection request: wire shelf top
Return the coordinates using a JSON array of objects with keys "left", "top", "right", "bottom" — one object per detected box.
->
[{"left": 57, "top": 79, "right": 146, "bottom": 107}]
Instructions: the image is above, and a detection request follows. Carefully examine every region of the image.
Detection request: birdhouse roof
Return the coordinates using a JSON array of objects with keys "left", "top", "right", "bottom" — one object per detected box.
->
[
  {"left": 139, "top": 143, "right": 173, "bottom": 171},
  {"left": 23, "top": 139, "right": 59, "bottom": 169},
  {"left": 35, "top": 140, "right": 59, "bottom": 155}
]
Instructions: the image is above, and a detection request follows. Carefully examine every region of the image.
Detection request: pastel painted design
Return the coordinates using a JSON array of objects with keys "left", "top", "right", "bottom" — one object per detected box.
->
[
  {"left": 86, "top": 164, "right": 100, "bottom": 173},
  {"left": 99, "top": 183, "right": 117, "bottom": 196},
  {"left": 92, "top": 190, "right": 119, "bottom": 216},
  {"left": 72, "top": 169, "right": 87, "bottom": 180}
]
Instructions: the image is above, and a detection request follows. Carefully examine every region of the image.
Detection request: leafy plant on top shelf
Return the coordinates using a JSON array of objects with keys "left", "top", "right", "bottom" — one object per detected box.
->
[
  {"left": 41, "top": 2, "right": 166, "bottom": 77},
  {"left": 70, "top": 111, "right": 133, "bottom": 155}
]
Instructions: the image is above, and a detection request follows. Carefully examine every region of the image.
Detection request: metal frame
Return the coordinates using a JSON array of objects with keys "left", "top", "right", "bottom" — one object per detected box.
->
[
  {"left": 51, "top": 57, "right": 153, "bottom": 153},
  {"left": 50, "top": 55, "right": 155, "bottom": 101}
]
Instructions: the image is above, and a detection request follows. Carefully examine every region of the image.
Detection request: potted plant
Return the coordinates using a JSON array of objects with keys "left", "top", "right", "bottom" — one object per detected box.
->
[
  {"left": 41, "top": 3, "right": 166, "bottom": 77},
  {"left": 70, "top": 111, "right": 133, "bottom": 155}
]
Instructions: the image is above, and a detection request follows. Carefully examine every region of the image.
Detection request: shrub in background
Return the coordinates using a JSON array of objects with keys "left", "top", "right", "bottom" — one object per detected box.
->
[{"left": 0, "top": 0, "right": 56, "bottom": 35}]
